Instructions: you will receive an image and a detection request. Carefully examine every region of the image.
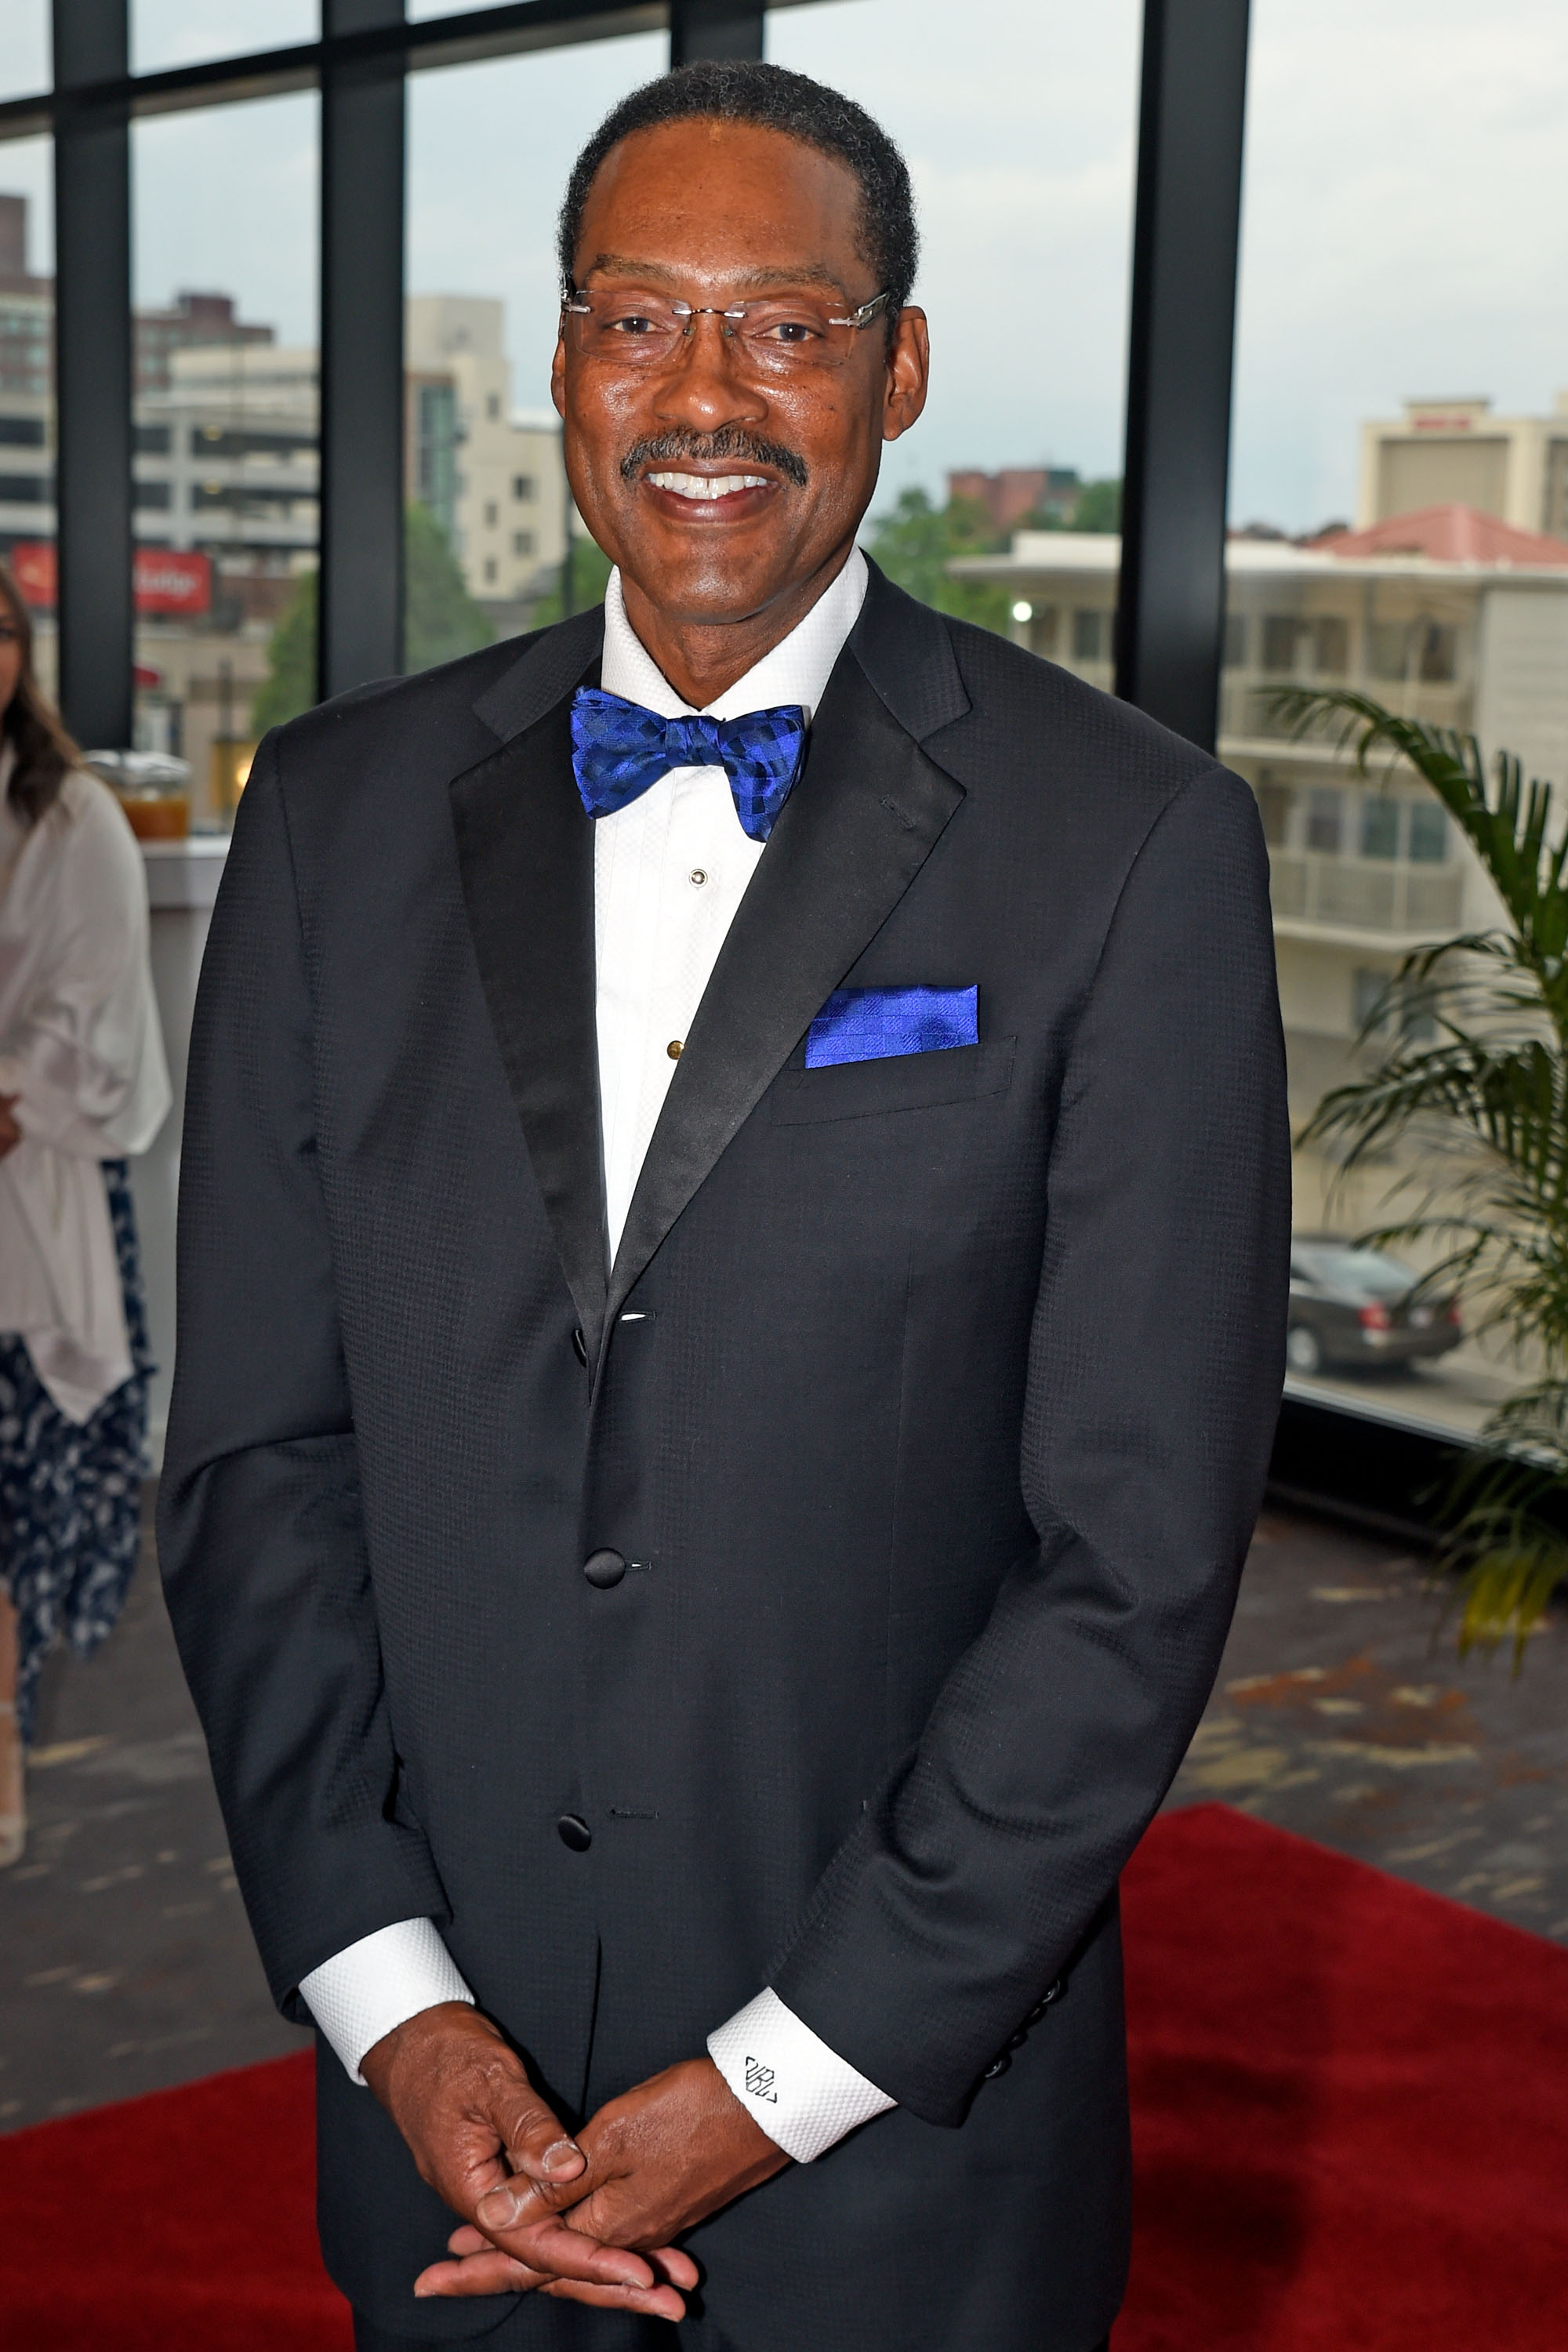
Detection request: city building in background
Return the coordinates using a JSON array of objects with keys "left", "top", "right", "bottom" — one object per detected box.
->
[
  {"left": 0, "top": 190, "right": 54, "bottom": 692},
  {"left": 1360, "top": 394, "right": 1568, "bottom": 540},
  {"left": 956, "top": 498, "right": 1568, "bottom": 1436},
  {"left": 0, "top": 193, "right": 570, "bottom": 804},
  {"left": 953, "top": 506, "right": 1568, "bottom": 1125},
  {"left": 130, "top": 340, "right": 320, "bottom": 782},
  {"left": 133, "top": 288, "right": 274, "bottom": 397},
  {"left": 405, "top": 295, "right": 567, "bottom": 622}
]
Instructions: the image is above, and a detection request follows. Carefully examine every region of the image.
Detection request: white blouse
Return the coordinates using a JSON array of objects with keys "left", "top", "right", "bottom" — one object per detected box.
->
[{"left": 0, "top": 747, "right": 171, "bottom": 1422}]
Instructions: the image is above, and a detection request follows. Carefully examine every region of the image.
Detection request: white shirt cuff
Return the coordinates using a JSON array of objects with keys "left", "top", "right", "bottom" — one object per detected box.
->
[
  {"left": 708, "top": 1987, "right": 896, "bottom": 2163},
  {"left": 299, "top": 1917, "right": 474, "bottom": 2083}
]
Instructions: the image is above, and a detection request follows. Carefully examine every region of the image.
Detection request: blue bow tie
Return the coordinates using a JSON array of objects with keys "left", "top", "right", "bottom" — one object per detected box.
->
[{"left": 571, "top": 686, "right": 807, "bottom": 843}]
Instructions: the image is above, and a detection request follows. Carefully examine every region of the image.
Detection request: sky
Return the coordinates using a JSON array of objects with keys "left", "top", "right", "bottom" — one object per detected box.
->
[{"left": 2, "top": 0, "right": 1566, "bottom": 533}]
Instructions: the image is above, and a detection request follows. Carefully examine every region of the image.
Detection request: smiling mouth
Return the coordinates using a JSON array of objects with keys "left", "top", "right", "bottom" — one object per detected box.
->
[{"left": 643, "top": 470, "right": 775, "bottom": 500}]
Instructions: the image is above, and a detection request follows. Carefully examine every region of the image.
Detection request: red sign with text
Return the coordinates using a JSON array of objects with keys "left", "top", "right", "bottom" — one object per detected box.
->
[{"left": 8, "top": 543, "right": 212, "bottom": 617}]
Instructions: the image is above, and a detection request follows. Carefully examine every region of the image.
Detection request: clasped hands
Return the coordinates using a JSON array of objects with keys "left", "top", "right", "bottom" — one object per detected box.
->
[{"left": 361, "top": 2002, "right": 789, "bottom": 2320}]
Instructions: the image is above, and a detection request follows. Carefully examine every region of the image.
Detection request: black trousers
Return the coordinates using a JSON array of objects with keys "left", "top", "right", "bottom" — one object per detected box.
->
[
  {"left": 351, "top": 2315, "right": 699, "bottom": 2352},
  {"left": 352, "top": 2316, "right": 1111, "bottom": 2352}
]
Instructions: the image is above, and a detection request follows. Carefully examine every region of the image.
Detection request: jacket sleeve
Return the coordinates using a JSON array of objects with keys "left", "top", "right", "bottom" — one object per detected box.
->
[
  {"left": 156, "top": 735, "right": 450, "bottom": 2019},
  {"left": 0, "top": 779, "right": 170, "bottom": 1158},
  {"left": 771, "top": 764, "right": 1291, "bottom": 2125}
]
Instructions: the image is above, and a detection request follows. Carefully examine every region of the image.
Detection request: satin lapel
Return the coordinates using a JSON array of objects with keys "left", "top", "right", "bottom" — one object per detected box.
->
[
  {"left": 451, "top": 656, "right": 607, "bottom": 1358},
  {"left": 604, "top": 636, "right": 966, "bottom": 1332}
]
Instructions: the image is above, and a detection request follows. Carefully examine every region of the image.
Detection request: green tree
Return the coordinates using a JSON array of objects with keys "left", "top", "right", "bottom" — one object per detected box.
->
[
  {"left": 1069, "top": 477, "right": 1121, "bottom": 533},
  {"left": 864, "top": 488, "right": 1013, "bottom": 633},
  {"left": 404, "top": 499, "right": 495, "bottom": 671},
  {"left": 250, "top": 568, "right": 318, "bottom": 735},
  {"left": 1009, "top": 479, "right": 1121, "bottom": 536},
  {"left": 250, "top": 504, "right": 495, "bottom": 734},
  {"left": 527, "top": 533, "right": 615, "bottom": 628}
]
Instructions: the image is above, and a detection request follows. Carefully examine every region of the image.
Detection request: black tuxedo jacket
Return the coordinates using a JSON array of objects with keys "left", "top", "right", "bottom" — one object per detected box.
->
[{"left": 159, "top": 562, "right": 1289, "bottom": 2351}]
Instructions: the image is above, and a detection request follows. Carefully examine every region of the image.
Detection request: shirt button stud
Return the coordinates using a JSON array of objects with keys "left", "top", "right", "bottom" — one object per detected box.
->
[
  {"left": 583, "top": 1548, "right": 626, "bottom": 1589},
  {"left": 666, "top": 1040, "right": 683, "bottom": 1059},
  {"left": 689, "top": 868, "right": 707, "bottom": 886},
  {"left": 557, "top": 1813, "right": 593, "bottom": 1852}
]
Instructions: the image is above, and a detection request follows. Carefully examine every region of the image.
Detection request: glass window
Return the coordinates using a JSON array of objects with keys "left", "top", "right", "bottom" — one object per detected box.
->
[
  {"left": 1367, "top": 620, "right": 1410, "bottom": 681},
  {"left": 1417, "top": 620, "right": 1458, "bottom": 682},
  {"left": 767, "top": 0, "right": 1138, "bottom": 656},
  {"left": 132, "top": 93, "right": 319, "bottom": 820},
  {"left": 1223, "top": 612, "right": 1247, "bottom": 668},
  {"left": 404, "top": 31, "right": 667, "bottom": 665},
  {"left": 1359, "top": 796, "right": 1400, "bottom": 860},
  {"left": 132, "top": 2, "right": 318, "bottom": 76},
  {"left": 1313, "top": 615, "right": 1348, "bottom": 673},
  {"left": 0, "top": 137, "right": 56, "bottom": 701},
  {"left": 1408, "top": 802, "right": 1449, "bottom": 865},
  {"left": 1227, "top": 0, "right": 1568, "bottom": 1440},
  {"left": 1351, "top": 967, "right": 1391, "bottom": 1034},
  {"left": 1306, "top": 788, "right": 1342, "bottom": 854},
  {"left": 1256, "top": 779, "right": 1294, "bottom": 847},
  {"left": 0, "top": 6, "right": 49, "bottom": 100},
  {"left": 1072, "top": 608, "right": 1105, "bottom": 662},
  {"left": 1261, "top": 614, "right": 1302, "bottom": 672}
]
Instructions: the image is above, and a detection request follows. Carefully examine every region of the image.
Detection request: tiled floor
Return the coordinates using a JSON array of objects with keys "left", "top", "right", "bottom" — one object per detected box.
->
[
  {"left": 2, "top": 1494, "right": 1565, "bottom": 2129},
  {"left": 0, "top": 1494, "right": 305, "bottom": 2128},
  {"left": 1165, "top": 1508, "right": 1568, "bottom": 1940}
]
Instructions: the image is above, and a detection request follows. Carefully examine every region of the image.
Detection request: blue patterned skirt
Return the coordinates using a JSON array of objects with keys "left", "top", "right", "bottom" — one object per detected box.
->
[{"left": 0, "top": 1160, "right": 151, "bottom": 1746}]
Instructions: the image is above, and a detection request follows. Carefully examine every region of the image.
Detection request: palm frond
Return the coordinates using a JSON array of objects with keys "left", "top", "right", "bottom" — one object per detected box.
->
[
  {"left": 1433, "top": 1485, "right": 1568, "bottom": 1667},
  {"left": 1272, "top": 690, "right": 1568, "bottom": 1653},
  {"left": 1269, "top": 688, "right": 1568, "bottom": 1036}
]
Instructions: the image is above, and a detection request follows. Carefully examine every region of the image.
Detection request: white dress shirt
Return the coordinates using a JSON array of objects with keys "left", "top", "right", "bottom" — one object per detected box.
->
[{"left": 301, "top": 544, "right": 896, "bottom": 2165}]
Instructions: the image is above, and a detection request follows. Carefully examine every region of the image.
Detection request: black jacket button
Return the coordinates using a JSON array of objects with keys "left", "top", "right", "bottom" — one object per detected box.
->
[
  {"left": 572, "top": 1327, "right": 588, "bottom": 1367},
  {"left": 983, "top": 2052, "right": 1011, "bottom": 2078},
  {"left": 583, "top": 1548, "right": 626, "bottom": 1588},
  {"left": 556, "top": 1813, "right": 592, "bottom": 1851}
]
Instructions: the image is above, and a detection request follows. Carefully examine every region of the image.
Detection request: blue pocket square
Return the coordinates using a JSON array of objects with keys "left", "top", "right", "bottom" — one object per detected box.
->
[{"left": 804, "top": 985, "right": 979, "bottom": 1069}]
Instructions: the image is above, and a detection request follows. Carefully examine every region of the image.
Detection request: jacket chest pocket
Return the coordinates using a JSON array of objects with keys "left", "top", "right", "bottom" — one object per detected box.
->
[{"left": 769, "top": 1037, "right": 1015, "bottom": 1126}]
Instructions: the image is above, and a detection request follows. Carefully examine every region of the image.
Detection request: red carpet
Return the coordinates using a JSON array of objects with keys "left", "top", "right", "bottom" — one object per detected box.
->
[
  {"left": 1116, "top": 1804, "right": 1568, "bottom": 2350},
  {"left": 2, "top": 1804, "right": 1565, "bottom": 2348},
  {"left": 0, "top": 2049, "right": 350, "bottom": 2352}
]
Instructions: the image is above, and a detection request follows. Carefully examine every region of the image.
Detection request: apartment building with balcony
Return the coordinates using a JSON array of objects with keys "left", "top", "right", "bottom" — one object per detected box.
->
[{"left": 950, "top": 508, "right": 1568, "bottom": 1121}]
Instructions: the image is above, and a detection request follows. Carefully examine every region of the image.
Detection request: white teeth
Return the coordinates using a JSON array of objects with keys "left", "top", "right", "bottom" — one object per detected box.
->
[{"left": 645, "top": 471, "right": 771, "bottom": 499}]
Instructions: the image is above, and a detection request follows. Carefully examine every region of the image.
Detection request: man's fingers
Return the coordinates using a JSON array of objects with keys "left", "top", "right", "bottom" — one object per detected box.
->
[
  {"left": 642, "top": 2243, "right": 702, "bottom": 2292},
  {"left": 445, "top": 2221, "right": 700, "bottom": 2295},
  {"left": 459, "top": 2199, "right": 660, "bottom": 2295},
  {"left": 415, "top": 2246, "right": 686, "bottom": 2319},
  {"left": 491, "top": 2082, "right": 587, "bottom": 2193},
  {"left": 416, "top": 2248, "right": 543, "bottom": 2298},
  {"left": 539, "top": 2276, "right": 688, "bottom": 2321}
]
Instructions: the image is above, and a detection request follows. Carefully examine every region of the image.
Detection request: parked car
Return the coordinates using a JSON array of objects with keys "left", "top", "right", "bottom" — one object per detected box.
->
[{"left": 1286, "top": 1235, "right": 1464, "bottom": 1377}]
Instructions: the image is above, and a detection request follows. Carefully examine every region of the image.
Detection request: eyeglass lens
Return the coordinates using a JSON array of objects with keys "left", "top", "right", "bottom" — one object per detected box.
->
[{"left": 567, "top": 291, "right": 873, "bottom": 373}]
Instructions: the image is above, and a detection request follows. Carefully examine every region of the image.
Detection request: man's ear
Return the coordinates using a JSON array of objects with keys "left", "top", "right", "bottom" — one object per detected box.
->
[
  {"left": 550, "top": 336, "right": 567, "bottom": 419},
  {"left": 883, "top": 309, "right": 930, "bottom": 445}
]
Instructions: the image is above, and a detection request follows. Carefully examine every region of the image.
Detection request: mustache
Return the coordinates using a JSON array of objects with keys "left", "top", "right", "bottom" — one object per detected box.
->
[{"left": 620, "top": 426, "right": 808, "bottom": 490}]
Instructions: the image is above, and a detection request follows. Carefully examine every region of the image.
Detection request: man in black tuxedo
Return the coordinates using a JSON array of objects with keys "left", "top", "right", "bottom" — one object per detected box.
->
[{"left": 160, "top": 57, "right": 1289, "bottom": 2352}]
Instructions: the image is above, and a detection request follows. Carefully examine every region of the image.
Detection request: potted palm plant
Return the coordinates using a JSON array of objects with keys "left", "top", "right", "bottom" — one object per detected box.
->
[{"left": 1272, "top": 687, "right": 1568, "bottom": 1661}]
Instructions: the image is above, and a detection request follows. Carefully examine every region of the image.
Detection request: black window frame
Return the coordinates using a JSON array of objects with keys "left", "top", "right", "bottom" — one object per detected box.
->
[
  {"left": 8, "top": 2, "right": 1433, "bottom": 1529},
  {"left": 8, "top": 0, "right": 1252, "bottom": 739}
]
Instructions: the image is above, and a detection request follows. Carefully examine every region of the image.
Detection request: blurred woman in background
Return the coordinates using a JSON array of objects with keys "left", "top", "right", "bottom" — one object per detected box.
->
[{"left": 0, "top": 561, "right": 170, "bottom": 1865}]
